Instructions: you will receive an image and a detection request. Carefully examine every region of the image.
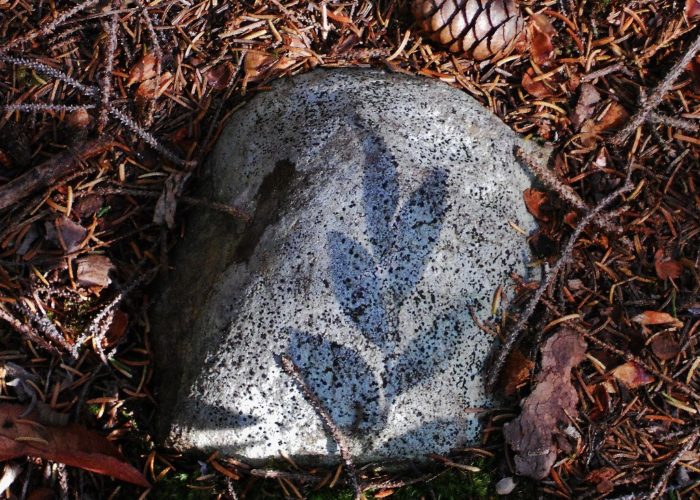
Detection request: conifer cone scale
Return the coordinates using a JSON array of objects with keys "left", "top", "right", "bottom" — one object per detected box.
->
[{"left": 412, "top": 0, "right": 524, "bottom": 61}]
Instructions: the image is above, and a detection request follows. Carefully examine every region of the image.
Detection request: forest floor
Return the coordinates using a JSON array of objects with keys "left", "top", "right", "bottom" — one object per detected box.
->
[{"left": 0, "top": 0, "right": 699, "bottom": 498}]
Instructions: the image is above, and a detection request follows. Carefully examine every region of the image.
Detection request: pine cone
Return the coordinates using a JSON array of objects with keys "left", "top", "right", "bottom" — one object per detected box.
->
[{"left": 412, "top": 0, "right": 524, "bottom": 61}]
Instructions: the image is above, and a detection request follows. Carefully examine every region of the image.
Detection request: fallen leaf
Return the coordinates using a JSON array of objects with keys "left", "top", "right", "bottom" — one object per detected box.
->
[
  {"left": 586, "top": 467, "right": 616, "bottom": 495},
  {"left": 589, "top": 383, "right": 610, "bottom": 421},
  {"left": 127, "top": 53, "right": 158, "bottom": 86},
  {"left": 650, "top": 333, "right": 680, "bottom": 361},
  {"left": 243, "top": 51, "right": 276, "bottom": 83},
  {"left": 502, "top": 349, "right": 534, "bottom": 397},
  {"left": 55, "top": 217, "right": 87, "bottom": 254},
  {"left": 76, "top": 255, "right": 113, "bottom": 291},
  {"left": 610, "top": 361, "right": 654, "bottom": 389},
  {"left": 206, "top": 62, "right": 235, "bottom": 90},
  {"left": 522, "top": 67, "right": 553, "bottom": 98},
  {"left": 503, "top": 329, "right": 587, "bottom": 479},
  {"left": 632, "top": 311, "right": 683, "bottom": 328},
  {"left": 0, "top": 403, "right": 149, "bottom": 487},
  {"left": 105, "top": 310, "right": 128, "bottom": 348},
  {"left": 529, "top": 14, "right": 556, "bottom": 67},
  {"left": 571, "top": 83, "right": 601, "bottom": 129},
  {"left": 593, "top": 102, "right": 629, "bottom": 133},
  {"left": 686, "top": 0, "right": 700, "bottom": 18},
  {"left": 655, "top": 248, "right": 683, "bottom": 280},
  {"left": 66, "top": 108, "right": 92, "bottom": 129},
  {"left": 523, "top": 189, "right": 551, "bottom": 221}
]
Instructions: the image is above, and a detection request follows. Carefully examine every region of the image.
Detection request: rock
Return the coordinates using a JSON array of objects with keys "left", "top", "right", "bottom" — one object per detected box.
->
[{"left": 152, "top": 68, "right": 549, "bottom": 464}]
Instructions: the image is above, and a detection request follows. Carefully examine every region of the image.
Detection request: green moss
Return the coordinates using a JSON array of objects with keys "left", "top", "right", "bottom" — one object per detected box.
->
[{"left": 149, "top": 472, "right": 213, "bottom": 500}]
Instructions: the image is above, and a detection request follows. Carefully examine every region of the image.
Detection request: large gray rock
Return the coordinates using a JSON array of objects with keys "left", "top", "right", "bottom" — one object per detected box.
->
[{"left": 153, "top": 68, "right": 549, "bottom": 464}]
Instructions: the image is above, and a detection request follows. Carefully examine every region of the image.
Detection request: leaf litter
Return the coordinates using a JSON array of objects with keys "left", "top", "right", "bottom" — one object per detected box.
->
[{"left": 0, "top": 0, "right": 698, "bottom": 498}]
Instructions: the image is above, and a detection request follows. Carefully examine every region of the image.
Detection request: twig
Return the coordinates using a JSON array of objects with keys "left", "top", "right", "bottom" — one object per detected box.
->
[
  {"left": 0, "top": 307, "right": 57, "bottom": 354},
  {"left": 0, "top": 138, "right": 114, "bottom": 211},
  {"left": 277, "top": 354, "right": 362, "bottom": 500},
  {"left": 649, "top": 112, "right": 700, "bottom": 133},
  {"left": 98, "top": 5, "right": 119, "bottom": 133},
  {"left": 612, "top": 29, "right": 700, "bottom": 146},
  {"left": 0, "top": 0, "right": 100, "bottom": 54},
  {"left": 248, "top": 469, "right": 322, "bottom": 483},
  {"left": 539, "top": 299, "right": 700, "bottom": 402},
  {"left": 649, "top": 428, "right": 700, "bottom": 500},
  {"left": 486, "top": 165, "right": 634, "bottom": 390},
  {"left": 515, "top": 147, "right": 620, "bottom": 232},
  {"left": 1, "top": 104, "right": 96, "bottom": 114}
]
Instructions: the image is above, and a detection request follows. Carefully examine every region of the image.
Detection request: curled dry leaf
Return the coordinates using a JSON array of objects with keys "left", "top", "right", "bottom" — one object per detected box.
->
[
  {"left": 687, "top": 0, "right": 700, "bottom": 18},
  {"left": 105, "top": 310, "right": 128, "bottom": 349},
  {"left": 206, "top": 62, "right": 235, "bottom": 90},
  {"left": 586, "top": 467, "right": 616, "bottom": 495},
  {"left": 580, "top": 102, "right": 629, "bottom": 146},
  {"left": 633, "top": 311, "right": 683, "bottom": 328},
  {"left": 76, "top": 255, "right": 113, "bottom": 291},
  {"left": 523, "top": 188, "right": 551, "bottom": 221},
  {"left": 503, "top": 328, "right": 587, "bottom": 479},
  {"left": 650, "top": 332, "right": 681, "bottom": 361},
  {"left": 529, "top": 13, "right": 556, "bottom": 67},
  {"left": 502, "top": 349, "right": 534, "bottom": 397},
  {"left": 66, "top": 108, "right": 92, "bottom": 129},
  {"left": 127, "top": 53, "right": 158, "bottom": 86},
  {"left": 54, "top": 217, "right": 87, "bottom": 254},
  {"left": 522, "top": 67, "right": 553, "bottom": 98},
  {"left": 655, "top": 248, "right": 683, "bottom": 280},
  {"left": 0, "top": 403, "right": 149, "bottom": 487},
  {"left": 571, "top": 83, "right": 601, "bottom": 130},
  {"left": 610, "top": 361, "right": 654, "bottom": 389}
]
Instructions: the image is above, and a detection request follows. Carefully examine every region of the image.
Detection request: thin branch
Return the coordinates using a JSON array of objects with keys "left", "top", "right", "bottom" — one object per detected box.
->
[
  {"left": 1, "top": 104, "right": 95, "bottom": 114},
  {"left": 649, "top": 428, "right": 700, "bottom": 500},
  {"left": 277, "top": 354, "right": 362, "bottom": 500},
  {"left": 486, "top": 165, "right": 635, "bottom": 390},
  {"left": 0, "top": 138, "right": 115, "bottom": 211},
  {"left": 612, "top": 29, "right": 700, "bottom": 146},
  {"left": 99, "top": 6, "right": 119, "bottom": 133},
  {"left": 0, "top": 307, "right": 57, "bottom": 354},
  {"left": 0, "top": 0, "right": 100, "bottom": 54},
  {"left": 649, "top": 112, "right": 700, "bottom": 133}
]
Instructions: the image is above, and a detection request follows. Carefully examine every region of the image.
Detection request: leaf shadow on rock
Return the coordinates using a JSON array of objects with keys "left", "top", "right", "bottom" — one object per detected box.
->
[
  {"left": 327, "top": 231, "right": 389, "bottom": 348},
  {"left": 287, "top": 328, "right": 386, "bottom": 433},
  {"left": 385, "top": 307, "right": 462, "bottom": 398},
  {"left": 383, "top": 168, "right": 448, "bottom": 309}
]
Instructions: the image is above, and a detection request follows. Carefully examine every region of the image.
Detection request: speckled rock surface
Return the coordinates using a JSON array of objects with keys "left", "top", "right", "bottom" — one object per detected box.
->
[{"left": 152, "top": 68, "right": 549, "bottom": 464}]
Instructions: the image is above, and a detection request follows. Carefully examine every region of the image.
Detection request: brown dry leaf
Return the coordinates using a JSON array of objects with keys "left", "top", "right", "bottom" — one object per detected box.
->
[
  {"left": 66, "top": 108, "right": 92, "bottom": 129},
  {"left": 571, "top": 83, "right": 601, "bottom": 130},
  {"left": 586, "top": 467, "right": 616, "bottom": 495},
  {"left": 529, "top": 14, "right": 556, "bottom": 67},
  {"left": 502, "top": 349, "right": 534, "bottom": 397},
  {"left": 686, "top": 0, "right": 700, "bottom": 18},
  {"left": 650, "top": 333, "right": 680, "bottom": 361},
  {"left": 503, "top": 329, "right": 587, "bottom": 479},
  {"left": 0, "top": 403, "right": 149, "bottom": 487},
  {"left": 610, "top": 361, "right": 654, "bottom": 389},
  {"left": 105, "top": 310, "right": 128, "bottom": 348},
  {"left": 127, "top": 53, "right": 158, "bottom": 86},
  {"left": 655, "top": 248, "right": 682, "bottom": 280},
  {"left": 76, "top": 255, "right": 113, "bottom": 291},
  {"left": 633, "top": 310, "right": 683, "bottom": 328},
  {"left": 523, "top": 188, "right": 550, "bottom": 221},
  {"left": 55, "top": 217, "right": 87, "bottom": 254},
  {"left": 522, "top": 67, "right": 553, "bottom": 98},
  {"left": 206, "top": 62, "right": 235, "bottom": 90},
  {"left": 593, "top": 102, "right": 629, "bottom": 133},
  {"left": 243, "top": 51, "right": 277, "bottom": 83}
]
